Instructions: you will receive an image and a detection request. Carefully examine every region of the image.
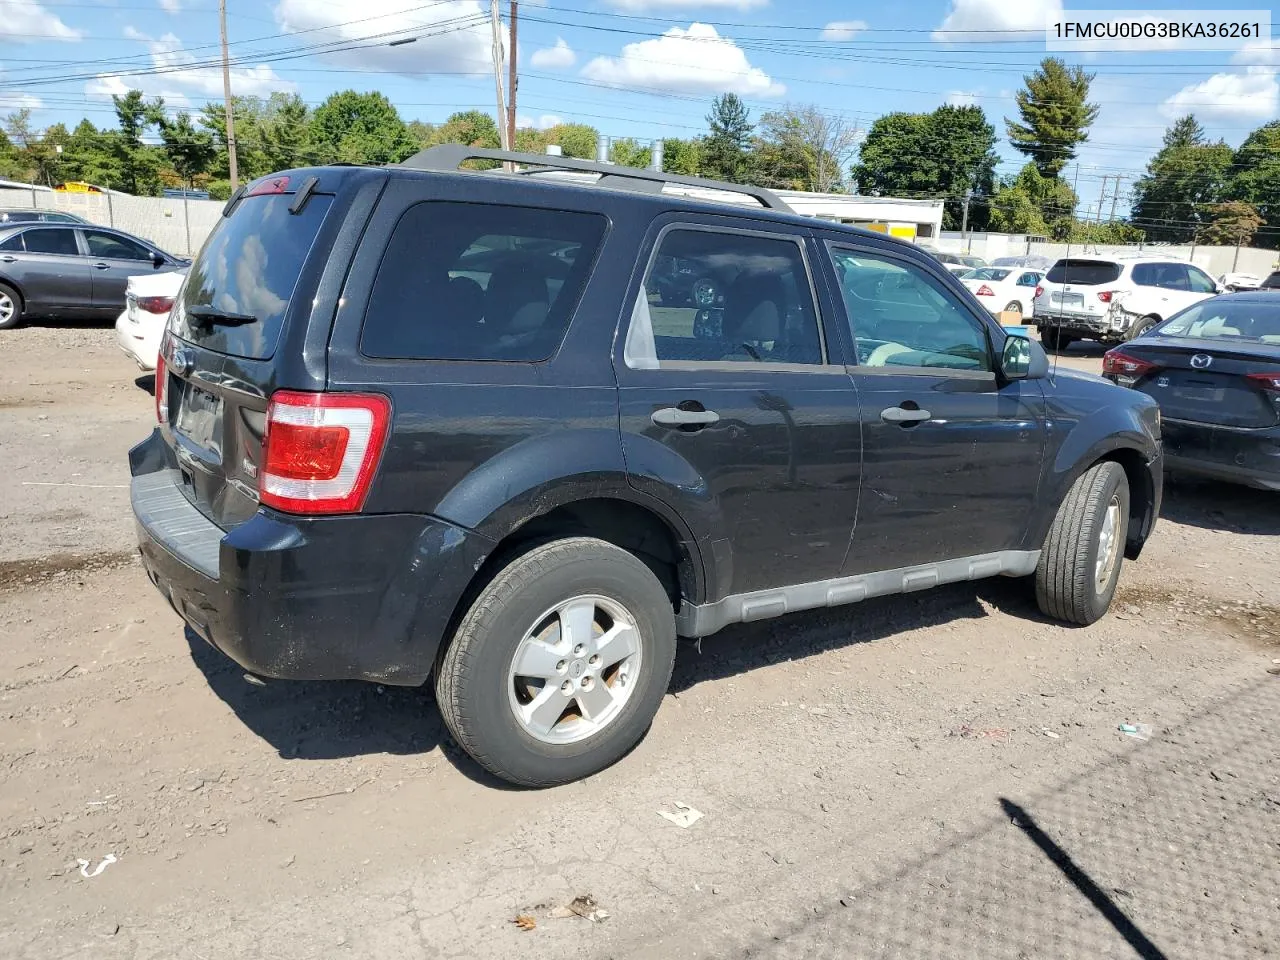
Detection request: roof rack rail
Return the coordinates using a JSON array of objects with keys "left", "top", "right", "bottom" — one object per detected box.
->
[{"left": 396, "top": 144, "right": 793, "bottom": 213}]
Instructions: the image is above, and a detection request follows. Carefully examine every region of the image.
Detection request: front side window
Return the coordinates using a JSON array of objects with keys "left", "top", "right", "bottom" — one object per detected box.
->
[
  {"left": 84, "top": 230, "right": 151, "bottom": 261},
  {"left": 624, "top": 228, "right": 823, "bottom": 368},
  {"left": 1186, "top": 266, "right": 1217, "bottom": 294},
  {"left": 829, "top": 247, "right": 992, "bottom": 372},
  {"left": 1017, "top": 272, "right": 1041, "bottom": 287},
  {"left": 361, "top": 201, "right": 606, "bottom": 362},
  {"left": 22, "top": 228, "right": 78, "bottom": 256}
]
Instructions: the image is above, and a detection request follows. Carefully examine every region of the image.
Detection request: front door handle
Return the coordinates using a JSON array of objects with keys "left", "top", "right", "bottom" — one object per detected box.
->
[
  {"left": 881, "top": 405, "right": 931, "bottom": 424},
  {"left": 93, "top": 262, "right": 110, "bottom": 270},
  {"left": 0, "top": 255, "right": 15, "bottom": 263},
  {"left": 652, "top": 406, "right": 720, "bottom": 427}
]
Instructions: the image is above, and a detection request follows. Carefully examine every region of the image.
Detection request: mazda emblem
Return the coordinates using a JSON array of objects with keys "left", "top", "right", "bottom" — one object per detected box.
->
[{"left": 1190, "top": 354, "right": 1213, "bottom": 369}]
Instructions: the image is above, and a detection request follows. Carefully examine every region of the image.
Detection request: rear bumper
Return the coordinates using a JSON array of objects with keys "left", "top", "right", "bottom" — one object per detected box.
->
[
  {"left": 114, "top": 309, "right": 160, "bottom": 371},
  {"left": 130, "top": 429, "right": 494, "bottom": 685},
  {"left": 1162, "top": 418, "right": 1280, "bottom": 491}
]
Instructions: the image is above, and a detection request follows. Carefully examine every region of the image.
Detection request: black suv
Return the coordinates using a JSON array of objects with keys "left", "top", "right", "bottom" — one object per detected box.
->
[{"left": 130, "top": 147, "right": 1163, "bottom": 787}]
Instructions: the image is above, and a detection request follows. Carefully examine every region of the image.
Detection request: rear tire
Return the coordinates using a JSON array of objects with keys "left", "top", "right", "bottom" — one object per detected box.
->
[
  {"left": 1126, "top": 315, "right": 1159, "bottom": 340},
  {"left": 1004, "top": 300, "right": 1023, "bottom": 317},
  {"left": 0, "top": 282, "right": 22, "bottom": 330},
  {"left": 1036, "top": 462, "right": 1130, "bottom": 625},
  {"left": 1039, "top": 327, "right": 1074, "bottom": 352},
  {"left": 435, "top": 537, "right": 677, "bottom": 787}
]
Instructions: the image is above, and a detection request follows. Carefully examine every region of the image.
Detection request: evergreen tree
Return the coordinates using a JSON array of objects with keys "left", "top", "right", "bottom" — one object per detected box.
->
[
  {"left": 1005, "top": 57, "right": 1099, "bottom": 178},
  {"left": 701, "top": 93, "right": 753, "bottom": 183}
]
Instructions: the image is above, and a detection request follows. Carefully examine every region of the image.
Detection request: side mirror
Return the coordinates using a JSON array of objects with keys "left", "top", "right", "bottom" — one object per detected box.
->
[
  {"left": 152, "top": 251, "right": 166, "bottom": 268},
  {"left": 1001, "top": 334, "right": 1048, "bottom": 381}
]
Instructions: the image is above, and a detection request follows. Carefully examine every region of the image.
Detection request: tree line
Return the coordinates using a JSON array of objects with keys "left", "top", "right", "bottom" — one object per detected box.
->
[{"left": 1, "top": 56, "right": 1276, "bottom": 249}]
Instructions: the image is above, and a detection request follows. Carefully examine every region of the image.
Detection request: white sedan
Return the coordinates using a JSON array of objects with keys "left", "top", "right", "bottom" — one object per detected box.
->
[
  {"left": 115, "top": 270, "right": 185, "bottom": 371},
  {"left": 958, "top": 267, "right": 1044, "bottom": 320}
]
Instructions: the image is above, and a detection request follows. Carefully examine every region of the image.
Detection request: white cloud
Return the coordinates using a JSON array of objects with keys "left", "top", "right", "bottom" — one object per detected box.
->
[
  {"left": 85, "top": 29, "right": 291, "bottom": 104},
  {"left": 821, "top": 21, "right": 866, "bottom": 42},
  {"left": 274, "top": 0, "right": 497, "bottom": 77},
  {"left": 934, "top": 0, "right": 1061, "bottom": 41},
  {"left": 0, "top": 0, "right": 83, "bottom": 42},
  {"left": 1160, "top": 67, "right": 1279, "bottom": 123},
  {"left": 582, "top": 22, "right": 784, "bottom": 97},
  {"left": 159, "top": 0, "right": 180, "bottom": 12},
  {"left": 1234, "top": 37, "right": 1278, "bottom": 66},
  {"left": 605, "top": 0, "right": 768, "bottom": 9},
  {"left": 530, "top": 37, "right": 575, "bottom": 69},
  {"left": 516, "top": 113, "right": 564, "bottom": 130},
  {"left": 946, "top": 90, "right": 978, "bottom": 107},
  {"left": 0, "top": 90, "right": 44, "bottom": 112}
]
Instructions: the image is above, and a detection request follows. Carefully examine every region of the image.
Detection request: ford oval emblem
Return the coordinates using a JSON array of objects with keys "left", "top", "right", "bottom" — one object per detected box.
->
[
  {"left": 170, "top": 347, "right": 194, "bottom": 376},
  {"left": 1190, "top": 354, "right": 1213, "bottom": 369}
]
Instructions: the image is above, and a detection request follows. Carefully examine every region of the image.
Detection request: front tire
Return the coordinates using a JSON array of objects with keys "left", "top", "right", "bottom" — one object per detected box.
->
[
  {"left": 1036, "top": 462, "right": 1130, "bottom": 625},
  {"left": 435, "top": 537, "right": 677, "bottom": 787},
  {"left": 0, "top": 282, "right": 22, "bottom": 330},
  {"left": 1004, "top": 300, "right": 1023, "bottom": 318}
]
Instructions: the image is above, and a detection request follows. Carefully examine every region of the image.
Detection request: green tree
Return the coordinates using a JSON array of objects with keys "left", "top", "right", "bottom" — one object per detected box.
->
[
  {"left": 852, "top": 105, "right": 997, "bottom": 226},
  {"left": 3, "top": 109, "right": 63, "bottom": 185},
  {"left": 1196, "top": 201, "right": 1264, "bottom": 246},
  {"left": 308, "top": 90, "right": 416, "bottom": 165},
  {"left": 513, "top": 126, "right": 548, "bottom": 154},
  {"left": 609, "top": 137, "right": 651, "bottom": 168},
  {"left": 159, "top": 112, "right": 215, "bottom": 186},
  {"left": 543, "top": 122, "right": 598, "bottom": 159},
  {"left": 438, "top": 110, "right": 501, "bottom": 149},
  {"left": 0, "top": 128, "right": 21, "bottom": 180},
  {"left": 111, "top": 90, "right": 166, "bottom": 194},
  {"left": 702, "top": 93, "right": 753, "bottom": 183},
  {"left": 259, "top": 93, "right": 312, "bottom": 173},
  {"left": 988, "top": 162, "right": 1078, "bottom": 239},
  {"left": 1227, "top": 120, "right": 1280, "bottom": 249},
  {"left": 755, "top": 104, "right": 860, "bottom": 192},
  {"left": 1130, "top": 114, "right": 1233, "bottom": 243},
  {"left": 661, "top": 138, "right": 701, "bottom": 175},
  {"left": 60, "top": 119, "right": 119, "bottom": 186},
  {"left": 1005, "top": 57, "right": 1100, "bottom": 178}
]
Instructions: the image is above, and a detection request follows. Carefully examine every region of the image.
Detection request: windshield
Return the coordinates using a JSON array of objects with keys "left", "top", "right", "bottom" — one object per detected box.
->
[
  {"left": 171, "top": 193, "right": 333, "bottom": 359},
  {"left": 1046, "top": 259, "right": 1122, "bottom": 285},
  {"left": 1158, "top": 300, "right": 1280, "bottom": 342},
  {"left": 966, "top": 268, "right": 1012, "bottom": 281}
]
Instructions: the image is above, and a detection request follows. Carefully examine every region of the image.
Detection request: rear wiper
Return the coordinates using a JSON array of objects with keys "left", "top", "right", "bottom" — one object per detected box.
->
[{"left": 186, "top": 305, "right": 257, "bottom": 328}]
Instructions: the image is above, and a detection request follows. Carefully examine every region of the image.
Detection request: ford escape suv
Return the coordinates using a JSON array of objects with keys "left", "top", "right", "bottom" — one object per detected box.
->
[{"left": 131, "top": 147, "right": 1163, "bottom": 787}]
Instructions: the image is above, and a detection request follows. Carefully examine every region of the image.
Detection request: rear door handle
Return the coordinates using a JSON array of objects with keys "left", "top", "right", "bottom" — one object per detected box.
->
[
  {"left": 881, "top": 405, "right": 931, "bottom": 424},
  {"left": 652, "top": 407, "right": 720, "bottom": 427},
  {"left": 93, "top": 262, "right": 110, "bottom": 270}
]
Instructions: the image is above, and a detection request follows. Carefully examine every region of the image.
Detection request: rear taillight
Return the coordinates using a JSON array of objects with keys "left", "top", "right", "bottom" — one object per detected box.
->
[
  {"left": 155, "top": 352, "right": 168, "bottom": 423},
  {"left": 1034, "top": 285, "right": 1044, "bottom": 298},
  {"left": 1247, "top": 372, "right": 1280, "bottom": 393},
  {"left": 137, "top": 295, "right": 175, "bottom": 314},
  {"left": 259, "top": 391, "right": 391, "bottom": 515},
  {"left": 1102, "top": 349, "right": 1157, "bottom": 379},
  {"left": 976, "top": 284, "right": 994, "bottom": 297},
  {"left": 1097, "top": 290, "right": 1113, "bottom": 303}
]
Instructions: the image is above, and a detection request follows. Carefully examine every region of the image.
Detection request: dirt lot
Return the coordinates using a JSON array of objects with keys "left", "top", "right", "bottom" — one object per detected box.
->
[{"left": 1, "top": 326, "right": 1277, "bottom": 960}]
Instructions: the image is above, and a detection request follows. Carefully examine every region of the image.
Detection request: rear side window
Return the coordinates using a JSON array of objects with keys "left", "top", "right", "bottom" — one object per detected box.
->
[
  {"left": 361, "top": 201, "right": 606, "bottom": 362},
  {"left": 0, "top": 233, "right": 21, "bottom": 252},
  {"left": 172, "top": 193, "right": 333, "bottom": 360},
  {"left": 1045, "top": 259, "right": 1121, "bottom": 286},
  {"left": 23, "top": 228, "right": 78, "bottom": 256}
]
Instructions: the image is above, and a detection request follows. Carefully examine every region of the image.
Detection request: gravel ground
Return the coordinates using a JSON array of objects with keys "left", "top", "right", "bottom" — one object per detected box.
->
[{"left": 1, "top": 324, "right": 1276, "bottom": 960}]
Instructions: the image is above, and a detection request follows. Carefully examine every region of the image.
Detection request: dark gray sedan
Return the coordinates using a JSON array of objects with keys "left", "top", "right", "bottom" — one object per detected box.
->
[{"left": 0, "top": 223, "right": 188, "bottom": 329}]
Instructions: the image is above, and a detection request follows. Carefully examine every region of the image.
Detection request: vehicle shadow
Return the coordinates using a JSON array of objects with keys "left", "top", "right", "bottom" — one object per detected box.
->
[
  {"left": 1161, "top": 475, "right": 1280, "bottom": 535},
  {"left": 135, "top": 374, "right": 155, "bottom": 396},
  {"left": 183, "top": 627, "right": 520, "bottom": 789},
  {"left": 670, "top": 575, "right": 1041, "bottom": 694}
]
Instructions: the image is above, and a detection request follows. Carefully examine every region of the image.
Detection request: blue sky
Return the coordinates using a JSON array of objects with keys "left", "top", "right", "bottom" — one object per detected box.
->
[{"left": 2, "top": 0, "right": 1277, "bottom": 211}]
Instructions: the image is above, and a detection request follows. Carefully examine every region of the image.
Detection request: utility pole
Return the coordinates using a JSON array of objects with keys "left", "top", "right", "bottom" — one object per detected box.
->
[
  {"left": 960, "top": 189, "right": 971, "bottom": 251},
  {"left": 1109, "top": 174, "right": 1124, "bottom": 222},
  {"left": 1095, "top": 175, "right": 1109, "bottom": 224},
  {"left": 219, "top": 0, "right": 238, "bottom": 191},
  {"left": 506, "top": 1, "right": 518, "bottom": 153},
  {"left": 489, "top": 0, "right": 509, "bottom": 151}
]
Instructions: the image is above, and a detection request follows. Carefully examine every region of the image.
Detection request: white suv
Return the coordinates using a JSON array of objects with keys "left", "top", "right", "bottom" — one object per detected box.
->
[{"left": 1032, "top": 256, "right": 1222, "bottom": 349}]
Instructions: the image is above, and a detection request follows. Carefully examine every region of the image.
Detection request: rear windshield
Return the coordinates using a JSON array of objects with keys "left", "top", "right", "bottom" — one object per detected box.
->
[
  {"left": 1045, "top": 259, "right": 1122, "bottom": 286},
  {"left": 969, "top": 268, "right": 1011, "bottom": 281},
  {"left": 171, "top": 193, "right": 333, "bottom": 359},
  {"left": 360, "top": 201, "right": 607, "bottom": 362},
  {"left": 1159, "top": 300, "right": 1280, "bottom": 342},
  {"left": 1263, "top": 272, "right": 1280, "bottom": 289}
]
